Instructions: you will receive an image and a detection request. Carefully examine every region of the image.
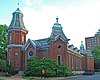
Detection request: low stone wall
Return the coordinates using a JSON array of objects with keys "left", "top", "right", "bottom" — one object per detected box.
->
[{"left": 73, "top": 71, "right": 85, "bottom": 74}]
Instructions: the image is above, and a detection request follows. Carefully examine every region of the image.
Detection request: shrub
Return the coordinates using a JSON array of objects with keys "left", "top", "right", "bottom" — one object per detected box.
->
[
  {"left": 4, "top": 73, "right": 11, "bottom": 77},
  {"left": 25, "top": 57, "right": 73, "bottom": 77},
  {"left": 7, "top": 69, "right": 19, "bottom": 75}
]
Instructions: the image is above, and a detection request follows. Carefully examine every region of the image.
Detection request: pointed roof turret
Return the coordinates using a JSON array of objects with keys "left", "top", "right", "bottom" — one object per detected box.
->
[
  {"left": 7, "top": 8, "right": 28, "bottom": 33},
  {"left": 49, "top": 17, "right": 70, "bottom": 42},
  {"left": 95, "top": 29, "right": 100, "bottom": 35},
  {"left": 80, "top": 41, "right": 85, "bottom": 54},
  {"left": 80, "top": 41, "right": 84, "bottom": 49}
]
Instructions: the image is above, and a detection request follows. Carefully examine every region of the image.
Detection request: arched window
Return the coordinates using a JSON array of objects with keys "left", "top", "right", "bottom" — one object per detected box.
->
[
  {"left": 22, "top": 36, "right": 24, "bottom": 45},
  {"left": 72, "top": 56, "right": 74, "bottom": 68},
  {"left": 76, "top": 58, "right": 78, "bottom": 68},
  {"left": 57, "top": 54, "right": 62, "bottom": 65},
  {"left": 9, "top": 59, "right": 11, "bottom": 65},
  {"left": 10, "top": 35, "right": 12, "bottom": 44},
  {"left": 28, "top": 51, "right": 34, "bottom": 58},
  {"left": 43, "top": 57, "right": 46, "bottom": 59}
]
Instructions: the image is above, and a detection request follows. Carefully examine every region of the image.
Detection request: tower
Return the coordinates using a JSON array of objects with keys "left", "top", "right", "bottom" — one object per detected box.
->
[
  {"left": 49, "top": 17, "right": 70, "bottom": 64},
  {"left": 7, "top": 8, "right": 28, "bottom": 70},
  {"left": 80, "top": 41, "right": 85, "bottom": 54}
]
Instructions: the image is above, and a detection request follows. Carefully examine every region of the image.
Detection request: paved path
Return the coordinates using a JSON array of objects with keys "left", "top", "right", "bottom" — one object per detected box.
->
[
  {"left": 0, "top": 72, "right": 100, "bottom": 80},
  {"left": 64, "top": 72, "right": 100, "bottom": 80}
]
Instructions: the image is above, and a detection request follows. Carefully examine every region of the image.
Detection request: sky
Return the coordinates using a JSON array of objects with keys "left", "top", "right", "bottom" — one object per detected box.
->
[{"left": 1, "top": 0, "right": 100, "bottom": 49}]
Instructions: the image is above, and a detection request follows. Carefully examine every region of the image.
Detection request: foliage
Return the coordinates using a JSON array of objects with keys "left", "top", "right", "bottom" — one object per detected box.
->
[
  {"left": 92, "top": 45, "right": 100, "bottom": 62},
  {"left": 5, "top": 61, "right": 19, "bottom": 75},
  {"left": 25, "top": 57, "right": 73, "bottom": 77},
  {"left": 7, "top": 68, "right": 19, "bottom": 75},
  {"left": 92, "top": 45, "right": 100, "bottom": 69},
  {"left": 0, "top": 59, "right": 8, "bottom": 72},
  {"left": 0, "top": 24, "right": 8, "bottom": 60},
  {"left": 4, "top": 73, "right": 11, "bottom": 77}
]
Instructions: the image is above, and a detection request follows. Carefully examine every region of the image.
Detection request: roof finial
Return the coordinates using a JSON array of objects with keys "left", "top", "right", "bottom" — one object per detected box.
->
[
  {"left": 17, "top": 3, "right": 19, "bottom": 8},
  {"left": 81, "top": 41, "right": 83, "bottom": 44},
  {"left": 56, "top": 16, "right": 59, "bottom": 23}
]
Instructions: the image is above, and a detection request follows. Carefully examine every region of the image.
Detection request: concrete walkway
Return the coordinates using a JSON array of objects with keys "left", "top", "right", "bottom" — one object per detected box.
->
[
  {"left": 0, "top": 76, "right": 64, "bottom": 80},
  {"left": 0, "top": 75, "right": 83, "bottom": 80}
]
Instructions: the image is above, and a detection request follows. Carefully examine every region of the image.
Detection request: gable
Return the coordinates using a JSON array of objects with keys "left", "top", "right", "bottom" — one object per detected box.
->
[{"left": 22, "top": 39, "right": 36, "bottom": 51}]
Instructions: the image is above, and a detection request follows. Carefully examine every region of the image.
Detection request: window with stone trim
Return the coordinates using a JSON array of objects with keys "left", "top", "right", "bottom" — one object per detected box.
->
[
  {"left": 71, "top": 56, "right": 74, "bottom": 68},
  {"left": 9, "top": 59, "right": 11, "bottom": 65},
  {"left": 76, "top": 57, "right": 78, "bottom": 68},
  {"left": 43, "top": 57, "right": 46, "bottom": 59},
  {"left": 9, "top": 35, "right": 12, "bottom": 44},
  {"left": 57, "top": 54, "right": 62, "bottom": 65},
  {"left": 28, "top": 51, "right": 34, "bottom": 58},
  {"left": 22, "top": 36, "right": 24, "bottom": 45},
  {"left": 15, "top": 52, "right": 18, "bottom": 56},
  {"left": 57, "top": 45, "right": 62, "bottom": 50}
]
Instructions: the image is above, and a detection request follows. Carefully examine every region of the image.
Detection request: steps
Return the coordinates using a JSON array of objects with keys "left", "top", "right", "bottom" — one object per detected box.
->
[{"left": 15, "top": 71, "right": 24, "bottom": 76}]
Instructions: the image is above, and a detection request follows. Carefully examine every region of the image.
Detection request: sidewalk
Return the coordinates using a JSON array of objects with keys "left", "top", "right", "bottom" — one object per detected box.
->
[{"left": 0, "top": 75, "right": 83, "bottom": 80}]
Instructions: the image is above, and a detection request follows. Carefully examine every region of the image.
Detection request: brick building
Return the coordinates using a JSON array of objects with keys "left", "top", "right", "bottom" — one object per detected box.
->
[
  {"left": 7, "top": 8, "right": 94, "bottom": 72},
  {"left": 85, "top": 29, "right": 100, "bottom": 69},
  {"left": 85, "top": 29, "right": 100, "bottom": 52}
]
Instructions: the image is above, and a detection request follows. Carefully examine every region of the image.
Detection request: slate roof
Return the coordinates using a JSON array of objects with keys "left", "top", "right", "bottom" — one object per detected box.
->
[
  {"left": 73, "top": 47, "right": 78, "bottom": 50},
  {"left": 22, "top": 39, "right": 36, "bottom": 51},
  {"left": 24, "top": 19, "right": 70, "bottom": 50},
  {"left": 35, "top": 38, "right": 50, "bottom": 49},
  {"left": 7, "top": 8, "right": 28, "bottom": 32},
  {"left": 68, "top": 44, "right": 74, "bottom": 48}
]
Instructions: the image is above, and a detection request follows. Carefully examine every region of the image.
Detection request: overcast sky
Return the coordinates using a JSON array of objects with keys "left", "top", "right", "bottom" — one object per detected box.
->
[{"left": 1, "top": 0, "right": 100, "bottom": 49}]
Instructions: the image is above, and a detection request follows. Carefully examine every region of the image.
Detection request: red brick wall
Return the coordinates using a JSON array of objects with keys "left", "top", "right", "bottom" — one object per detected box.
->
[
  {"left": 8, "top": 46, "right": 22, "bottom": 70},
  {"left": 7, "top": 29, "right": 27, "bottom": 70},
  {"left": 81, "top": 55, "right": 87, "bottom": 70},
  {"left": 87, "top": 57, "right": 94, "bottom": 70},
  {"left": 8, "top": 30, "right": 26, "bottom": 45},
  {"left": 67, "top": 50, "right": 83, "bottom": 71},
  {"left": 49, "top": 38, "right": 68, "bottom": 64},
  {"left": 36, "top": 49, "right": 48, "bottom": 59},
  {"left": 24, "top": 44, "right": 36, "bottom": 69}
]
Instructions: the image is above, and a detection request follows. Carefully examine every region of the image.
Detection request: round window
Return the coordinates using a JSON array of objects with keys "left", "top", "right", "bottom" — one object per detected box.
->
[
  {"left": 58, "top": 45, "right": 62, "bottom": 49},
  {"left": 29, "top": 51, "right": 34, "bottom": 57}
]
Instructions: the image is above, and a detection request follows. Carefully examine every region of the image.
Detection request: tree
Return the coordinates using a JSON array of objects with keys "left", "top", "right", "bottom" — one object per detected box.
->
[
  {"left": 25, "top": 57, "right": 73, "bottom": 77},
  {"left": 0, "top": 24, "right": 8, "bottom": 60},
  {"left": 92, "top": 45, "right": 100, "bottom": 69}
]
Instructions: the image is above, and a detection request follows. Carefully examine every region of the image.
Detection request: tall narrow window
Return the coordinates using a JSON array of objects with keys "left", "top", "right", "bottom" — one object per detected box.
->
[
  {"left": 57, "top": 54, "right": 62, "bottom": 65},
  {"left": 22, "top": 36, "right": 24, "bottom": 45},
  {"left": 72, "top": 56, "right": 74, "bottom": 68},
  {"left": 9, "top": 59, "right": 11, "bottom": 65},
  {"left": 76, "top": 58, "right": 78, "bottom": 68},
  {"left": 10, "top": 35, "right": 12, "bottom": 44}
]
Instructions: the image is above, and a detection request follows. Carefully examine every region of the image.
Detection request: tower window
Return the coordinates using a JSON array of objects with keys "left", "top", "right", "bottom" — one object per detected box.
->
[
  {"left": 57, "top": 54, "right": 62, "bottom": 65},
  {"left": 58, "top": 45, "right": 62, "bottom": 49},
  {"left": 9, "top": 59, "right": 11, "bottom": 65},
  {"left": 22, "top": 36, "right": 24, "bottom": 45},
  {"left": 15, "top": 53, "right": 18, "bottom": 56},
  {"left": 10, "top": 35, "right": 12, "bottom": 44}
]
